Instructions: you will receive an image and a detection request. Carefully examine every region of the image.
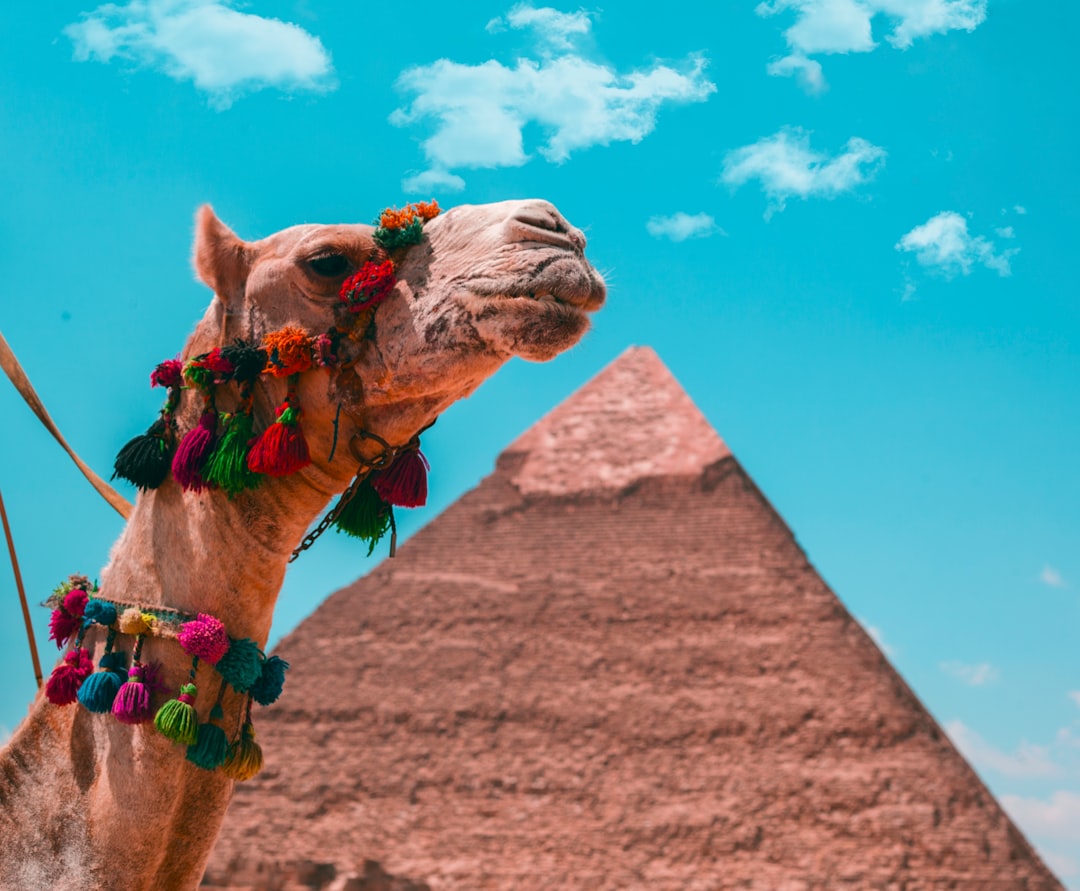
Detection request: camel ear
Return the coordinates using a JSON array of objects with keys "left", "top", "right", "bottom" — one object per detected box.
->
[{"left": 194, "top": 205, "right": 252, "bottom": 303}]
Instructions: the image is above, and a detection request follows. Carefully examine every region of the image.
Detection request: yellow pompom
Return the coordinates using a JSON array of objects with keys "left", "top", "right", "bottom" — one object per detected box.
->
[{"left": 119, "top": 608, "right": 151, "bottom": 635}]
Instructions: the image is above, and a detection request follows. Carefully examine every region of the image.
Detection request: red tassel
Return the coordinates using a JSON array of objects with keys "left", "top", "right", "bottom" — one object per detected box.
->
[
  {"left": 247, "top": 402, "right": 311, "bottom": 477},
  {"left": 45, "top": 647, "right": 94, "bottom": 706},
  {"left": 48, "top": 588, "right": 89, "bottom": 649},
  {"left": 371, "top": 448, "right": 429, "bottom": 508}
]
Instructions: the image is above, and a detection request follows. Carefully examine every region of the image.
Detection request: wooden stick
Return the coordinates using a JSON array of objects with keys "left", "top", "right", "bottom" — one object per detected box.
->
[{"left": 0, "top": 488, "right": 43, "bottom": 689}]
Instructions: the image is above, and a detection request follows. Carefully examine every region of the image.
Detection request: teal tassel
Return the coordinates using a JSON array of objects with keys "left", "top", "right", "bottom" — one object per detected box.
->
[
  {"left": 203, "top": 411, "right": 263, "bottom": 496},
  {"left": 77, "top": 650, "right": 128, "bottom": 713},
  {"left": 215, "top": 638, "right": 264, "bottom": 693},
  {"left": 333, "top": 482, "right": 391, "bottom": 554},
  {"left": 250, "top": 655, "right": 289, "bottom": 706},
  {"left": 186, "top": 704, "right": 229, "bottom": 771},
  {"left": 154, "top": 683, "right": 199, "bottom": 745}
]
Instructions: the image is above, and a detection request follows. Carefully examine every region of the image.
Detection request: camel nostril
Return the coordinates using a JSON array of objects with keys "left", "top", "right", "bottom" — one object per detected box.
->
[{"left": 508, "top": 205, "right": 586, "bottom": 252}]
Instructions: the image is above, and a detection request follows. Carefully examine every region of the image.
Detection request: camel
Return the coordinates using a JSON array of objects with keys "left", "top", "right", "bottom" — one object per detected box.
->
[{"left": 0, "top": 199, "right": 605, "bottom": 891}]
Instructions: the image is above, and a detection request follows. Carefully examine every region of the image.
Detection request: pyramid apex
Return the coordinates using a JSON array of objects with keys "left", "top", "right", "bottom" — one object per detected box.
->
[{"left": 504, "top": 345, "right": 731, "bottom": 496}]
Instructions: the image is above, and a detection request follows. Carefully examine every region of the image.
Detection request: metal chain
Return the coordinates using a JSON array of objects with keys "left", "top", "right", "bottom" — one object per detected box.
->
[{"left": 288, "top": 468, "right": 373, "bottom": 563}]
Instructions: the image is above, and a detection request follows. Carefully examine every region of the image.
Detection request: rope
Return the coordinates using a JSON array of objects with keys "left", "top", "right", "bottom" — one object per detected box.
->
[
  {"left": 0, "top": 330, "right": 132, "bottom": 520},
  {"left": 0, "top": 488, "right": 42, "bottom": 688}
]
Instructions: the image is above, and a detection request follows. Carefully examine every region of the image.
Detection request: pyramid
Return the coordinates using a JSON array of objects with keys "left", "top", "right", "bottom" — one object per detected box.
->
[{"left": 206, "top": 347, "right": 1060, "bottom": 890}]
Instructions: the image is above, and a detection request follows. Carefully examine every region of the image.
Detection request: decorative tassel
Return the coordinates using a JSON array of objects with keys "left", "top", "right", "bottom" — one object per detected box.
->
[
  {"left": 246, "top": 396, "right": 311, "bottom": 477},
  {"left": 332, "top": 482, "right": 391, "bottom": 554},
  {"left": 112, "top": 660, "right": 164, "bottom": 725},
  {"left": 219, "top": 341, "right": 267, "bottom": 383},
  {"left": 186, "top": 703, "right": 230, "bottom": 771},
  {"left": 262, "top": 327, "right": 315, "bottom": 377},
  {"left": 77, "top": 650, "right": 128, "bottom": 713},
  {"left": 45, "top": 647, "right": 94, "bottom": 706},
  {"left": 371, "top": 448, "right": 429, "bottom": 508},
  {"left": 113, "top": 418, "right": 174, "bottom": 491},
  {"left": 249, "top": 655, "right": 289, "bottom": 706},
  {"left": 178, "top": 614, "right": 230, "bottom": 665},
  {"left": 203, "top": 411, "right": 263, "bottom": 496},
  {"left": 220, "top": 719, "right": 264, "bottom": 781},
  {"left": 216, "top": 638, "right": 264, "bottom": 693},
  {"left": 339, "top": 261, "right": 396, "bottom": 313},
  {"left": 83, "top": 599, "right": 117, "bottom": 628},
  {"left": 171, "top": 410, "right": 219, "bottom": 492},
  {"left": 155, "top": 682, "right": 199, "bottom": 745},
  {"left": 118, "top": 608, "right": 153, "bottom": 636},
  {"left": 48, "top": 588, "right": 89, "bottom": 649}
]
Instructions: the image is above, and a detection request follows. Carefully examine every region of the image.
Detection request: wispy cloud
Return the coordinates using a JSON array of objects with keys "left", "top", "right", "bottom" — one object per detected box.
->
[
  {"left": 940, "top": 660, "right": 999, "bottom": 686},
  {"left": 646, "top": 212, "right": 724, "bottom": 242},
  {"left": 64, "top": 0, "right": 334, "bottom": 109},
  {"left": 1069, "top": 692, "right": 1080, "bottom": 710},
  {"left": 1002, "top": 791, "right": 1080, "bottom": 842},
  {"left": 757, "top": 0, "right": 987, "bottom": 91},
  {"left": 945, "top": 720, "right": 1060, "bottom": 778},
  {"left": 486, "top": 4, "right": 593, "bottom": 52},
  {"left": 721, "top": 126, "right": 886, "bottom": 218},
  {"left": 392, "top": 4, "right": 715, "bottom": 192},
  {"left": 765, "top": 53, "right": 826, "bottom": 94},
  {"left": 1041, "top": 565, "right": 1068, "bottom": 589},
  {"left": 857, "top": 617, "right": 896, "bottom": 657},
  {"left": 896, "top": 211, "right": 1019, "bottom": 278}
]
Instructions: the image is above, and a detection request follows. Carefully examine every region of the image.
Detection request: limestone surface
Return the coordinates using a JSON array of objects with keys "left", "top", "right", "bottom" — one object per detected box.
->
[{"left": 207, "top": 346, "right": 1060, "bottom": 890}]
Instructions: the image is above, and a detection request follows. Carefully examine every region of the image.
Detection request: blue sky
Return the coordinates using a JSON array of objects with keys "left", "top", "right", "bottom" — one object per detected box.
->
[{"left": 2, "top": 0, "right": 1078, "bottom": 880}]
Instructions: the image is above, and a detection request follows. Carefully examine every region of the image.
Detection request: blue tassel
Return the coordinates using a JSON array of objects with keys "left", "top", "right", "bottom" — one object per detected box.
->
[
  {"left": 215, "top": 638, "right": 264, "bottom": 693},
  {"left": 249, "top": 655, "right": 289, "bottom": 706},
  {"left": 77, "top": 650, "right": 128, "bottom": 713},
  {"left": 83, "top": 600, "right": 117, "bottom": 628},
  {"left": 186, "top": 704, "right": 230, "bottom": 771}
]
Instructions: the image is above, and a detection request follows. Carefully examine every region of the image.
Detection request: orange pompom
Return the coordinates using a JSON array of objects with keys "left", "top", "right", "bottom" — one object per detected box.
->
[{"left": 263, "top": 326, "right": 315, "bottom": 377}]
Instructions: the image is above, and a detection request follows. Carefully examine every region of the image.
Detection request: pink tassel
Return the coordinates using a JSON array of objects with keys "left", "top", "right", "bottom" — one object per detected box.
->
[
  {"left": 45, "top": 648, "right": 94, "bottom": 706},
  {"left": 178, "top": 613, "right": 230, "bottom": 664},
  {"left": 171, "top": 410, "right": 218, "bottom": 492},
  {"left": 112, "top": 661, "right": 166, "bottom": 724},
  {"left": 48, "top": 588, "right": 89, "bottom": 649},
  {"left": 372, "top": 449, "right": 429, "bottom": 508}
]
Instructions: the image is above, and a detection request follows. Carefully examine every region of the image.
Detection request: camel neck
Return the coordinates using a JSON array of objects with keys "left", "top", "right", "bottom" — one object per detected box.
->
[{"left": 100, "top": 472, "right": 333, "bottom": 646}]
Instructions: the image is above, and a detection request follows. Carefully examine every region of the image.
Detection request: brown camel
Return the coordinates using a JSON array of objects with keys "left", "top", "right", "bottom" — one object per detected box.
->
[{"left": 0, "top": 199, "right": 605, "bottom": 891}]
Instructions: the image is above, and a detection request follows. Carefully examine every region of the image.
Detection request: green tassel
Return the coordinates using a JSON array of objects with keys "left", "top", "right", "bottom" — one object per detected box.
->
[
  {"left": 154, "top": 683, "right": 199, "bottom": 745},
  {"left": 203, "top": 411, "right": 263, "bottom": 496},
  {"left": 216, "top": 638, "right": 264, "bottom": 693},
  {"left": 333, "top": 482, "right": 391, "bottom": 554},
  {"left": 220, "top": 721, "right": 264, "bottom": 781},
  {"left": 373, "top": 217, "right": 424, "bottom": 250},
  {"left": 186, "top": 704, "right": 230, "bottom": 771}
]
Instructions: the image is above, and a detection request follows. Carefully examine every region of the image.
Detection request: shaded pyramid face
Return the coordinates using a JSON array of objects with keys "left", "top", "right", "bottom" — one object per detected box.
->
[{"left": 207, "top": 347, "right": 1060, "bottom": 890}]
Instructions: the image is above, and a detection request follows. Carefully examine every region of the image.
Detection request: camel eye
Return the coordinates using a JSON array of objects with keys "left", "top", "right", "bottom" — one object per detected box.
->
[{"left": 308, "top": 254, "right": 351, "bottom": 277}]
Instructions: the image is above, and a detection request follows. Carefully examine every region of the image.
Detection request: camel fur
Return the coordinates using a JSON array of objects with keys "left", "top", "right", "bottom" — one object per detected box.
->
[{"left": 0, "top": 199, "right": 605, "bottom": 891}]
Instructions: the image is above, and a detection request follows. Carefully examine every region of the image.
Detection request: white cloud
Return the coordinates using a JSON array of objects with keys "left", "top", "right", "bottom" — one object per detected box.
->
[
  {"left": 487, "top": 4, "right": 593, "bottom": 52},
  {"left": 1015, "top": 204, "right": 1028, "bottom": 215},
  {"left": 896, "top": 211, "right": 1018, "bottom": 278},
  {"left": 945, "top": 720, "right": 1060, "bottom": 778},
  {"left": 401, "top": 168, "right": 466, "bottom": 195},
  {"left": 64, "top": 0, "right": 334, "bottom": 109},
  {"left": 1040, "top": 849, "right": 1080, "bottom": 880},
  {"left": 721, "top": 126, "right": 886, "bottom": 218},
  {"left": 766, "top": 53, "right": 826, "bottom": 93},
  {"left": 1041, "top": 565, "right": 1067, "bottom": 588},
  {"left": 940, "top": 660, "right": 999, "bottom": 686},
  {"left": 391, "top": 7, "right": 715, "bottom": 189},
  {"left": 1002, "top": 791, "right": 1080, "bottom": 842},
  {"left": 1070, "top": 692, "right": 1080, "bottom": 710},
  {"left": 995, "top": 225, "right": 1016, "bottom": 239},
  {"left": 646, "top": 212, "right": 723, "bottom": 242},
  {"left": 757, "top": 0, "right": 987, "bottom": 90}
]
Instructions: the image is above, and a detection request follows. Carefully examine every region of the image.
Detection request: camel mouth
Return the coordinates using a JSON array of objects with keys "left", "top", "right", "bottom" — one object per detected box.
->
[{"left": 469, "top": 253, "right": 607, "bottom": 315}]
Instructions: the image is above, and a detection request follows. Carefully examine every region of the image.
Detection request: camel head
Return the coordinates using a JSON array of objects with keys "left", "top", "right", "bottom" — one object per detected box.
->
[{"left": 189, "top": 199, "right": 606, "bottom": 462}]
